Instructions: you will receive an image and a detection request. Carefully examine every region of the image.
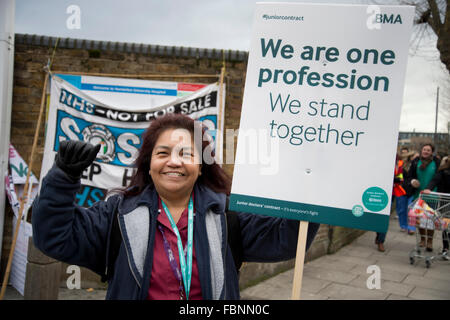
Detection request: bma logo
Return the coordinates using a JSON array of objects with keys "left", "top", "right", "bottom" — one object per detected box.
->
[
  {"left": 82, "top": 124, "right": 115, "bottom": 163},
  {"left": 375, "top": 14, "right": 402, "bottom": 24},
  {"left": 366, "top": 6, "right": 403, "bottom": 30}
]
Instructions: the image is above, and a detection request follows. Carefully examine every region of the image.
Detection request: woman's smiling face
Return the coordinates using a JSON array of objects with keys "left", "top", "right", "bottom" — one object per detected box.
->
[
  {"left": 421, "top": 145, "right": 433, "bottom": 159},
  {"left": 149, "top": 128, "right": 201, "bottom": 199}
]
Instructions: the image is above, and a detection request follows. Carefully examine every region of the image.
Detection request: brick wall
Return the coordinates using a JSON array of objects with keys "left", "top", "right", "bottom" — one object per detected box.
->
[
  {"left": 2, "top": 34, "right": 365, "bottom": 292},
  {"left": 9, "top": 34, "right": 249, "bottom": 179}
]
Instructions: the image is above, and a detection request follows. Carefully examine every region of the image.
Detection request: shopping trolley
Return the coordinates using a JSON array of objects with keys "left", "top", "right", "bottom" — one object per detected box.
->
[{"left": 408, "top": 191, "right": 450, "bottom": 268}]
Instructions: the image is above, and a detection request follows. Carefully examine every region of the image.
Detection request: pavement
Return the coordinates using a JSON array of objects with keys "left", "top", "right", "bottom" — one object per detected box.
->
[
  {"left": 241, "top": 216, "right": 450, "bottom": 300},
  {"left": 3, "top": 215, "right": 449, "bottom": 300}
]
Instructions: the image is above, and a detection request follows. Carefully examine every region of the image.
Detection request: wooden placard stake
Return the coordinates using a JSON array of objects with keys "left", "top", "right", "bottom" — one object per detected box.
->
[{"left": 291, "top": 220, "right": 309, "bottom": 300}]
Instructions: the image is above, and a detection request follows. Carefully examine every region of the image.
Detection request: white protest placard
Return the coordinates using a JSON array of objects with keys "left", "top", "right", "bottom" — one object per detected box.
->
[
  {"left": 229, "top": 3, "right": 414, "bottom": 233},
  {"left": 9, "top": 144, "right": 39, "bottom": 186},
  {"left": 9, "top": 216, "right": 32, "bottom": 296},
  {"left": 7, "top": 144, "right": 39, "bottom": 221},
  {"left": 4, "top": 145, "right": 36, "bottom": 296}
]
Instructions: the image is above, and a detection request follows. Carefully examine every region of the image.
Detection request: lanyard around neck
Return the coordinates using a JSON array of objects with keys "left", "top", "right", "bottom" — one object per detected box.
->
[{"left": 160, "top": 196, "right": 194, "bottom": 300}]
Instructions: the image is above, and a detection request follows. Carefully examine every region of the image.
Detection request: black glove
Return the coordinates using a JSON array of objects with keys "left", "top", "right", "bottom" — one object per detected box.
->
[{"left": 55, "top": 140, "right": 101, "bottom": 180}]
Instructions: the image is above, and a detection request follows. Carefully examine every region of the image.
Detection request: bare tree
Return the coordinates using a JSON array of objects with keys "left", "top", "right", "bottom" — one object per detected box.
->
[
  {"left": 407, "top": 0, "right": 449, "bottom": 73},
  {"left": 401, "top": 0, "right": 450, "bottom": 129}
]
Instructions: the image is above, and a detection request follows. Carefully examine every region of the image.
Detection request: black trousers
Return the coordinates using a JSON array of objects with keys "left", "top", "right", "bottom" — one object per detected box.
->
[{"left": 443, "top": 230, "right": 449, "bottom": 251}]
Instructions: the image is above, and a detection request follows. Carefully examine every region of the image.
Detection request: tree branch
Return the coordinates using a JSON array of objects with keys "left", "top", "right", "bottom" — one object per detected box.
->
[{"left": 427, "top": 0, "right": 443, "bottom": 35}]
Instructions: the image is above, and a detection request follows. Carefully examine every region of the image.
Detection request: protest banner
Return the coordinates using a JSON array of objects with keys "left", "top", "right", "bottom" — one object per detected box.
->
[
  {"left": 40, "top": 75, "right": 225, "bottom": 206},
  {"left": 229, "top": 3, "right": 414, "bottom": 299}
]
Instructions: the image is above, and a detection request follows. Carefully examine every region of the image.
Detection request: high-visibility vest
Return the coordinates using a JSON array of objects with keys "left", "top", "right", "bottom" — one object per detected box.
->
[{"left": 393, "top": 159, "right": 406, "bottom": 197}]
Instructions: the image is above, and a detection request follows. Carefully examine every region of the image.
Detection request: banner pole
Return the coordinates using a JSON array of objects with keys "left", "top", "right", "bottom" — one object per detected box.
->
[
  {"left": 217, "top": 55, "right": 226, "bottom": 165},
  {"left": 0, "top": 72, "right": 48, "bottom": 300},
  {"left": 291, "top": 221, "right": 309, "bottom": 300}
]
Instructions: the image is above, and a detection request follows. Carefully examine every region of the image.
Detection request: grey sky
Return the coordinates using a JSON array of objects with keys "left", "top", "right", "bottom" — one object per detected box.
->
[{"left": 14, "top": 0, "right": 449, "bottom": 132}]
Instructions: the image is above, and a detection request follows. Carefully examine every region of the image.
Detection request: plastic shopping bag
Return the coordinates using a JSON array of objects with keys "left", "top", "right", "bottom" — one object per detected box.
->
[{"left": 408, "top": 198, "right": 436, "bottom": 229}]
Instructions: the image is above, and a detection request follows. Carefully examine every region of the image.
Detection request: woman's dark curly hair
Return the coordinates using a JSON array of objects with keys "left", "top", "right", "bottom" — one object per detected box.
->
[{"left": 120, "top": 113, "right": 231, "bottom": 197}]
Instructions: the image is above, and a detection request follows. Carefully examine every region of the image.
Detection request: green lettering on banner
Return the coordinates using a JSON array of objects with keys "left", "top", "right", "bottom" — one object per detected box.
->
[{"left": 10, "top": 163, "right": 28, "bottom": 178}]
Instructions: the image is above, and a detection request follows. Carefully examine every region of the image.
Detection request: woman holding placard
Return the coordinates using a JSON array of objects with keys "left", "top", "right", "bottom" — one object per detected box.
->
[{"left": 32, "top": 113, "right": 319, "bottom": 300}]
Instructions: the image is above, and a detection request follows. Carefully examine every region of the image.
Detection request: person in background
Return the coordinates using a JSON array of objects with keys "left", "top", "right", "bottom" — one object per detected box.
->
[
  {"left": 400, "top": 147, "right": 417, "bottom": 183},
  {"left": 403, "top": 149, "right": 419, "bottom": 176},
  {"left": 393, "top": 153, "right": 408, "bottom": 232},
  {"left": 405, "top": 143, "right": 441, "bottom": 251},
  {"left": 400, "top": 146, "right": 409, "bottom": 158},
  {"left": 423, "top": 155, "right": 450, "bottom": 259},
  {"left": 399, "top": 147, "right": 417, "bottom": 235},
  {"left": 374, "top": 154, "right": 401, "bottom": 253},
  {"left": 375, "top": 231, "right": 386, "bottom": 252}
]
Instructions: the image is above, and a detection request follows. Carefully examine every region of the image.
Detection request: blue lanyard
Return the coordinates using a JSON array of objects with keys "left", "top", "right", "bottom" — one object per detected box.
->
[{"left": 160, "top": 196, "right": 194, "bottom": 300}]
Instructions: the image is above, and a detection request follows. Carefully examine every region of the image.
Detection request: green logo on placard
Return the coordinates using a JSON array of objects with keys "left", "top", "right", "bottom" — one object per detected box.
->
[
  {"left": 362, "top": 187, "right": 388, "bottom": 212},
  {"left": 352, "top": 205, "right": 364, "bottom": 217}
]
